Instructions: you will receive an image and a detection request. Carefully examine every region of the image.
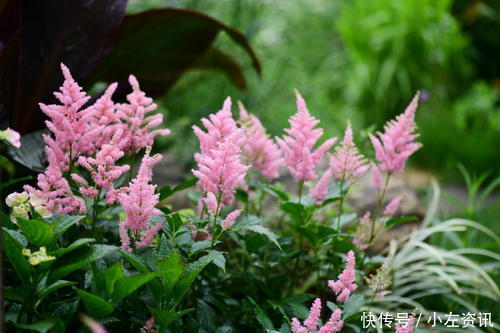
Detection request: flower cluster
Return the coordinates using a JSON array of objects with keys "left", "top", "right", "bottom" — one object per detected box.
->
[
  {"left": 239, "top": 102, "right": 283, "bottom": 179},
  {"left": 291, "top": 298, "right": 344, "bottom": 333},
  {"left": 5, "top": 191, "right": 51, "bottom": 221},
  {"left": 312, "top": 122, "right": 367, "bottom": 203},
  {"left": 276, "top": 91, "right": 336, "bottom": 182},
  {"left": 365, "top": 259, "right": 392, "bottom": 297},
  {"left": 353, "top": 212, "right": 371, "bottom": 252},
  {"left": 0, "top": 128, "right": 21, "bottom": 148},
  {"left": 328, "top": 250, "right": 358, "bottom": 303},
  {"left": 22, "top": 247, "right": 56, "bottom": 266},
  {"left": 118, "top": 148, "right": 164, "bottom": 252},
  {"left": 192, "top": 98, "right": 249, "bottom": 214},
  {"left": 23, "top": 64, "right": 169, "bottom": 215},
  {"left": 370, "top": 92, "right": 422, "bottom": 174},
  {"left": 395, "top": 315, "right": 416, "bottom": 333}
]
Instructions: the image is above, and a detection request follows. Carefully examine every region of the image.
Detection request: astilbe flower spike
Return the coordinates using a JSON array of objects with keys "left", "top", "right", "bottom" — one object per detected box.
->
[
  {"left": 395, "top": 315, "right": 416, "bottom": 333},
  {"left": 276, "top": 91, "right": 336, "bottom": 181},
  {"left": 384, "top": 196, "right": 402, "bottom": 216},
  {"left": 40, "top": 64, "right": 103, "bottom": 163},
  {"left": 73, "top": 130, "right": 130, "bottom": 204},
  {"left": 117, "top": 75, "right": 170, "bottom": 154},
  {"left": 192, "top": 132, "right": 249, "bottom": 207},
  {"left": 312, "top": 122, "right": 367, "bottom": 203},
  {"left": 365, "top": 259, "right": 392, "bottom": 297},
  {"left": 238, "top": 102, "right": 283, "bottom": 179},
  {"left": 371, "top": 163, "right": 384, "bottom": 191},
  {"left": 369, "top": 92, "right": 422, "bottom": 174},
  {"left": 328, "top": 250, "right": 358, "bottom": 302},
  {"left": 118, "top": 148, "right": 164, "bottom": 252},
  {"left": 353, "top": 212, "right": 371, "bottom": 252},
  {"left": 291, "top": 298, "right": 344, "bottom": 333},
  {"left": 220, "top": 209, "right": 242, "bottom": 230}
]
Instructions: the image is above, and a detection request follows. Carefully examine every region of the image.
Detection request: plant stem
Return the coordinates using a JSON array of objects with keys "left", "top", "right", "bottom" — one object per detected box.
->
[
  {"left": 91, "top": 190, "right": 101, "bottom": 232},
  {"left": 297, "top": 180, "right": 304, "bottom": 203}
]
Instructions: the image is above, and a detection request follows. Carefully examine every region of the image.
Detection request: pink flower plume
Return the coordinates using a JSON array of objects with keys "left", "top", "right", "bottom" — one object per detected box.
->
[
  {"left": 277, "top": 91, "right": 336, "bottom": 181},
  {"left": 384, "top": 196, "right": 402, "bottom": 216},
  {"left": 318, "top": 309, "right": 344, "bottom": 333},
  {"left": 369, "top": 92, "right": 422, "bottom": 174},
  {"left": 238, "top": 102, "right": 283, "bottom": 179},
  {"left": 395, "top": 315, "right": 416, "bottom": 333},
  {"left": 304, "top": 298, "right": 322, "bottom": 331},
  {"left": 220, "top": 209, "right": 242, "bottom": 230},
  {"left": 328, "top": 250, "right": 358, "bottom": 303}
]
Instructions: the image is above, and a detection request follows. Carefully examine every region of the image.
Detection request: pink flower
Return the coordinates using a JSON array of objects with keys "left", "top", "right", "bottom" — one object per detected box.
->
[
  {"left": 395, "top": 315, "right": 416, "bottom": 333},
  {"left": 371, "top": 164, "right": 384, "bottom": 191},
  {"left": 117, "top": 75, "right": 170, "bottom": 153},
  {"left": 141, "top": 317, "right": 157, "bottom": 333},
  {"left": 318, "top": 309, "right": 344, "bottom": 333},
  {"left": 369, "top": 93, "right": 422, "bottom": 174},
  {"left": 328, "top": 122, "right": 368, "bottom": 182},
  {"left": 118, "top": 148, "right": 163, "bottom": 251},
  {"left": 328, "top": 250, "right": 358, "bottom": 303},
  {"left": 291, "top": 299, "right": 344, "bottom": 333},
  {"left": 311, "top": 169, "right": 333, "bottom": 204},
  {"left": 276, "top": 91, "right": 336, "bottom": 181},
  {"left": 238, "top": 102, "right": 283, "bottom": 179},
  {"left": 384, "top": 196, "right": 402, "bottom": 216},
  {"left": 353, "top": 212, "right": 371, "bottom": 252},
  {"left": 75, "top": 130, "right": 130, "bottom": 203},
  {"left": 80, "top": 314, "right": 108, "bottom": 333},
  {"left": 193, "top": 97, "right": 241, "bottom": 163},
  {"left": 304, "top": 298, "right": 322, "bottom": 331},
  {"left": 0, "top": 128, "right": 21, "bottom": 148},
  {"left": 40, "top": 64, "right": 102, "bottom": 162},
  {"left": 220, "top": 209, "right": 242, "bottom": 230},
  {"left": 192, "top": 132, "right": 249, "bottom": 208},
  {"left": 291, "top": 317, "right": 308, "bottom": 333},
  {"left": 24, "top": 143, "right": 85, "bottom": 215}
]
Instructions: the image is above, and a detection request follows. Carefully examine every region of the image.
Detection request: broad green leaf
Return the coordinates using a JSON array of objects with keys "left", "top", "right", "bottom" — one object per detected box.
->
[
  {"left": 76, "top": 289, "right": 114, "bottom": 319},
  {"left": 190, "top": 240, "right": 212, "bottom": 254},
  {"left": 2, "top": 227, "right": 27, "bottom": 246},
  {"left": 157, "top": 251, "right": 184, "bottom": 295},
  {"left": 105, "top": 261, "right": 125, "bottom": 298},
  {"left": 281, "top": 202, "right": 305, "bottom": 222},
  {"left": 4, "top": 284, "right": 31, "bottom": 302},
  {"left": 49, "top": 245, "right": 116, "bottom": 282},
  {"left": 342, "top": 294, "right": 364, "bottom": 320},
  {"left": 159, "top": 185, "right": 173, "bottom": 201},
  {"left": 8, "top": 319, "right": 55, "bottom": 333},
  {"left": 16, "top": 217, "right": 54, "bottom": 247},
  {"left": 235, "top": 188, "right": 248, "bottom": 203},
  {"left": 110, "top": 272, "right": 157, "bottom": 304},
  {"left": 0, "top": 211, "right": 16, "bottom": 228},
  {"left": 241, "top": 224, "right": 281, "bottom": 249},
  {"left": 2, "top": 228, "right": 31, "bottom": 283},
  {"left": 36, "top": 280, "right": 74, "bottom": 307},
  {"left": 149, "top": 308, "right": 193, "bottom": 328},
  {"left": 53, "top": 215, "right": 85, "bottom": 236},
  {"left": 50, "top": 238, "right": 95, "bottom": 256}
]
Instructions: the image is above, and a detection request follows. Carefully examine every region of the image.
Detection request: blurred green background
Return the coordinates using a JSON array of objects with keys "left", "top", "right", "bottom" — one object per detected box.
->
[{"left": 128, "top": 0, "right": 499, "bottom": 181}]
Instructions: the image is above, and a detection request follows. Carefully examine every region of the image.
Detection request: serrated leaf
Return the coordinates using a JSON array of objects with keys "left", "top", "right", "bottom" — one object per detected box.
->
[
  {"left": 342, "top": 294, "right": 364, "bottom": 320},
  {"left": 16, "top": 217, "right": 54, "bottom": 247},
  {"left": 248, "top": 297, "right": 274, "bottom": 330},
  {"left": 241, "top": 224, "right": 281, "bottom": 250},
  {"left": 197, "top": 299, "right": 216, "bottom": 331},
  {"left": 110, "top": 272, "right": 157, "bottom": 304},
  {"left": 53, "top": 215, "right": 85, "bottom": 236},
  {"left": 190, "top": 240, "right": 212, "bottom": 254},
  {"left": 206, "top": 250, "right": 226, "bottom": 272},
  {"left": 149, "top": 308, "right": 193, "bottom": 328},
  {"left": 76, "top": 289, "right": 114, "bottom": 319}
]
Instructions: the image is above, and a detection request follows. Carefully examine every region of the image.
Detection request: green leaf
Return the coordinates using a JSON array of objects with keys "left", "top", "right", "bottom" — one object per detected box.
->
[
  {"left": 4, "top": 284, "right": 31, "bottom": 302},
  {"left": 248, "top": 297, "right": 274, "bottom": 330},
  {"left": 157, "top": 251, "right": 184, "bottom": 295},
  {"left": 171, "top": 177, "right": 198, "bottom": 194},
  {"left": 110, "top": 272, "right": 157, "bottom": 304},
  {"left": 281, "top": 202, "right": 305, "bottom": 222},
  {"left": 92, "top": 9, "right": 260, "bottom": 99},
  {"left": 50, "top": 238, "right": 95, "bottom": 256},
  {"left": 53, "top": 215, "right": 85, "bottom": 236},
  {"left": 196, "top": 299, "right": 216, "bottom": 331},
  {"left": 264, "top": 186, "right": 289, "bottom": 201},
  {"left": 105, "top": 261, "right": 125, "bottom": 298},
  {"left": 2, "top": 228, "right": 31, "bottom": 283},
  {"left": 159, "top": 185, "right": 173, "bottom": 201},
  {"left": 76, "top": 289, "right": 114, "bottom": 319},
  {"left": 49, "top": 245, "right": 116, "bottom": 282},
  {"left": 235, "top": 188, "right": 249, "bottom": 203},
  {"left": 385, "top": 216, "right": 419, "bottom": 229},
  {"left": 206, "top": 250, "right": 226, "bottom": 272},
  {"left": 37, "top": 280, "right": 74, "bottom": 306},
  {"left": 342, "top": 294, "right": 364, "bottom": 320},
  {"left": 190, "top": 240, "right": 212, "bottom": 254},
  {"left": 240, "top": 224, "right": 281, "bottom": 250},
  {"left": 8, "top": 319, "right": 56, "bottom": 333},
  {"left": 1, "top": 211, "right": 16, "bottom": 228},
  {"left": 149, "top": 308, "right": 193, "bottom": 328},
  {"left": 16, "top": 217, "right": 54, "bottom": 247}
]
